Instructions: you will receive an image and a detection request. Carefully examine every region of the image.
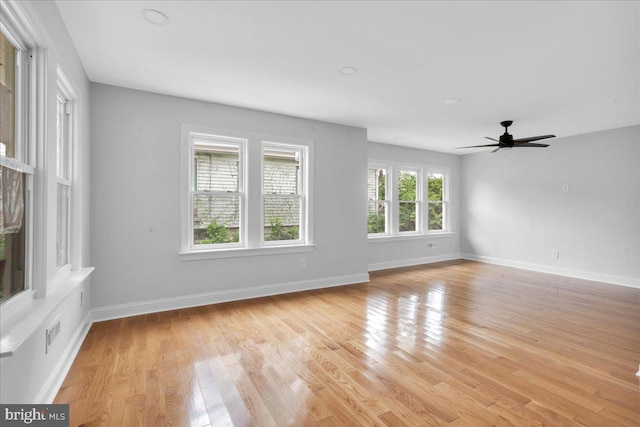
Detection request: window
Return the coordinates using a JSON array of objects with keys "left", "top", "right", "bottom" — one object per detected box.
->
[
  {"left": 55, "top": 92, "right": 71, "bottom": 268},
  {"left": 367, "top": 162, "right": 450, "bottom": 239},
  {"left": 0, "top": 28, "right": 33, "bottom": 303},
  {"left": 427, "top": 171, "right": 447, "bottom": 231},
  {"left": 190, "top": 135, "right": 245, "bottom": 248},
  {"left": 398, "top": 169, "right": 419, "bottom": 233},
  {"left": 181, "top": 126, "right": 312, "bottom": 257},
  {"left": 263, "top": 143, "right": 305, "bottom": 243},
  {"left": 367, "top": 166, "right": 388, "bottom": 235}
]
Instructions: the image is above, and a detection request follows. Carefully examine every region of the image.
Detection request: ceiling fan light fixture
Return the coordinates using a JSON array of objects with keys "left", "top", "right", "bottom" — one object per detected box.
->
[{"left": 142, "top": 9, "right": 169, "bottom": 26}]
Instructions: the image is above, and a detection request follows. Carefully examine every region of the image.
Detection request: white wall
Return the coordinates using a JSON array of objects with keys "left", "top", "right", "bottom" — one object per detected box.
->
[
  {"left": 0, "top": 0, "right": 92, "bottom": 403},
  {"left": 367, "top": 142, "right": 462, "bottom": 270},
  {"left": 461, "top": 125, "right": 640, "bottom": 287},
  {"left": 90, "top": 84, "right": 369, "bottom": 316}
]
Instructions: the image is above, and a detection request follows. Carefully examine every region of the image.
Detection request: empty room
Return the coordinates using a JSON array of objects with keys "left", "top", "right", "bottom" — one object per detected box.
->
[{"left": 1, "top": 1, "right": 639, "bottom": 426}]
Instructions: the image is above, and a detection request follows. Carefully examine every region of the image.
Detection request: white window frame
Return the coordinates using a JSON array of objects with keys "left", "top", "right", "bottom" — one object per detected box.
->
[
  {"left": 367, "top": 163, "right": 390, "bottom": 237},
  {"left": 426, "top": 168, "right": 450, "bottom": 233},
  {"left": 180, "top": 124, "right": 314, "bottom": 260},
  {"left": 367, "top": 161, "right": 451, "bottom": 241},
  {"left": 397, "top": 167, "right": 422, "bottom": 235},
  {"left": 0, "top": 20, "right": 36, "bottom": 313},
  {"left": 185, "top": 131, "right": 246, "bottom": 251},
  {"left": 55, "top": 67, "right": 75, "bottom": 272},
  {"left": 261, "top": 141, "right": 307, "bottom": 247}
]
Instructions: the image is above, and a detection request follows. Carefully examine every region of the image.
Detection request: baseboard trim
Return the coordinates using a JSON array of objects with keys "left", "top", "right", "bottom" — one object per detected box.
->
[
  {"left": 368, "top": 253, "right": 462, "bottom": 272},
  {"left": 92, "top": 273, "right": 370, "bottom": 322},
  {"left": 461, "top": 253, "right": 640, "bottom": 289},
  {"left": 36, "top": 311, "right": 93, "bottom": 403}
]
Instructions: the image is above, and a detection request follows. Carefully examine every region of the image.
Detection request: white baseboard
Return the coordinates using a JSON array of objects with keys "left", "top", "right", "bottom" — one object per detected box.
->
[
  {"left": 36, "top": 311, "right": 93, "bottom": 403},
  {"left": 368, "top": 253, "right": 462, "bottom": 272},
  {"left": 92, "top": 273, "right": 370, "bottom": 322},
  {"left": 461, "top": 253, "right": 640, "bottom": 289}
]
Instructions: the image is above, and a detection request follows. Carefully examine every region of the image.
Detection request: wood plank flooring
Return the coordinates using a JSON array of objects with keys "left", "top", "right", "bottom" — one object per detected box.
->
[{"left": 55, "top": 260, "right": 640, "bottom": 426}]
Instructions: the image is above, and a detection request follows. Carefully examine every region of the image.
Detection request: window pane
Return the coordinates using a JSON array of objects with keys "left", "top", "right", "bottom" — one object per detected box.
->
[
  {"left": 56, "top": 95, "right": 69, "bottom": 179},
  {"left": 367, "top": 167, "right": 386, "bottom": 201},
  {"left": 194, "top": 143, "right": 239, "bottom": 192},
  {"left": 428, "top": 173, "right": 444, "bottom": 201},
  {"left": 367, "top": 201, "right": 386, "bottom": 234},
  {"left": 56, "top": 183, "right": 70, "bottom": 267},
  {"left": 0, "top": 168, "right": 26, "bottom": 303},
  {"left": 428, "top": 202, "right": 443, "bottom": 230},
  {"left": 0, "top": 31, "right": 16, "bottom": 159},
  {"left": 399, "top": 201, "right": 417, "bottom": 232},
  {"left": 264, "top": 195, "right": 300, "bottom": 241},
  {"left": 398, "top": 171, "right": 417, "bottom": 201},
  {"left": 264, "top": 147, "right": 300, "bottom": 195},
  {"left": 193, "top": 194, "right": 240, "bottom": 245}
]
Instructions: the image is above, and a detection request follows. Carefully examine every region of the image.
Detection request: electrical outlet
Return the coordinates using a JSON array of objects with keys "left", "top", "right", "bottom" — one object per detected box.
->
[
  {"left": 80, "top": 291, "right": 83, "bottom": 308},
  {"left": 45, "top": 316, "right": 61, "bottom": 354},
  {"left": 428, "top": 242, "right": 437, "bottom": 249},
  {"left": 300, "top": 259, "right": 306, "bottom": 270},
  {"left": 551, "top": 250, "right": 559, "bottom": 259},
  {"left": 562, "top": 184, "right": 570, "bottom": 192}
]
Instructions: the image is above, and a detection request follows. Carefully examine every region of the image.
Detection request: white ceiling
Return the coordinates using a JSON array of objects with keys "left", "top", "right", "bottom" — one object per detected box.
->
[{"left": 55, "top": 1, "right": 639, "bottom": 154}]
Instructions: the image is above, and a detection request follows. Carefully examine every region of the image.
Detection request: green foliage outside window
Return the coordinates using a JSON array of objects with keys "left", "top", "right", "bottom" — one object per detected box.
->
[
  {"left": 266, "top": 217, "right": 299, "bottom": 241},
  {"left": 398, "top": 172, "right": 416, "bottom": 232},
  {"left": 367, "top": 211, "right": 385, "bottom": 234},
  {"left": 200, "top": 219, "right": 239, "bottom": 244},
  {"left": 428, "top": 174, "right": 444, "bottom": 230}
]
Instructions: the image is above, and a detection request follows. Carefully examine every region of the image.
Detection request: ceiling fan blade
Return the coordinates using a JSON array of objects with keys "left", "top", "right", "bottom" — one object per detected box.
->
[
  {"left": 491, "top": 147, "right": 502, "bottom": 153},
  {"left": 513, "top": 135, "right": 555, "bottom": 144},
  {"left": 457, "top": 143, "right": 501, "bottom": 149},
  {"left": 512, "top": 143, "right": 550, "bottom": 148},
  {"left": 484, "top": 137, "right": 498, "bottom": 142}
]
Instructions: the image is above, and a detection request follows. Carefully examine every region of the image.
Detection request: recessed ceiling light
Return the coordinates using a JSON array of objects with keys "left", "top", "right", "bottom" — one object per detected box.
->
[
  {"left": 142, "top": 9, "right": 169, "bottom": 25},
  {"left": 339, "top": 66, "right": 358, "bottom": 76},
  {"left": 444, "top": 98, "right": 460, "bottom": 104}
]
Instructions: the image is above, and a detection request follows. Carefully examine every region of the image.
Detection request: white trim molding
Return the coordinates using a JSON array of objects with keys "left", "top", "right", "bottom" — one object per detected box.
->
[
  {"left": 461, "top": 253, "right": 640, "bottom": 290},
  {"left": 368, "top": 253, "right": 461, "bottom": 272},
  {"left": 92, "top": 273, "right": 370, "bottom": 322},
  {"left": 36, "top": 311, "right": 92, "bottom": 403}
]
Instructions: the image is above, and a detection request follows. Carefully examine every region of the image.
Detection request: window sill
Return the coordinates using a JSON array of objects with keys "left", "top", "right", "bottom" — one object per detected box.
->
[
  {"left": 368, "top": 231, "right": 455, "bottom": 243},
  {"left": 179, "top": 244, "right": 315, "bottom": 261},
  {"left": 0, "top": 267, "right": 94, "bottom": 358}
]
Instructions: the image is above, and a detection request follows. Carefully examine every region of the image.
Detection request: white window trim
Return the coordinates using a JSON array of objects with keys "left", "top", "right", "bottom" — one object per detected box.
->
[
  {"left": 397, "top": 166, "right": 422, "bottom": 235},
  {"left": 426, "top": 167, "right": 450, "bottom": 233},
  {"left": 367, "top": 160, "right": 451, "bottom": 240},
  {"left": 55, "top": 66, "right": 77, "bottom": 273},
  {"left": 0, "top": 17, "right": 36, "bottom": 311},
  {"left": 180, "top": 124, "right": 314, "bottom": 260},
  {"left": 367, "top": 163, "right": 391, "bottom": 238},
  {"left": 261, "top": 141, "right": 307, "bottom": 247}
]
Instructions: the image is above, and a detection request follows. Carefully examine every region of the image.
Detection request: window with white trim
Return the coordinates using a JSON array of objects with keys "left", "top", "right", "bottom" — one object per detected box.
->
[
  {"left": 190, "top": 134, "right": 245, "bottom": 248},
  {"left": 262, "top": 143, "right": 306, "bottom": 243},
  {"left": 0, "top": 27, "right": 33, "bottom": 303},
  {"left": 55, "top": 91, "right": 72, "bottom": 268},
  {"left": 427, "top": 171, "right": 447, "bottom": 231},
  {"left": 182, "top": 126, "right": 312, "bottom": 256},
  {"left": 367, "top": 166, "right": 388, "bottom": 235},
  {"left": 398, "top": 169, "right": 420, "bottom": 233}
]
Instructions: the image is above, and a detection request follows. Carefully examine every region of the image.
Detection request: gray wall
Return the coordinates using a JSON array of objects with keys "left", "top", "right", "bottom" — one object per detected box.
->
[
  {"left": 461, "top": 125, "right": 640, "bottom": 285},
  {"left": 90, "top": 83, "right": 369, "bottom": 311},
  {"left": 1, "top": 0, "right": 92, "bottom": 403},
  {"left": 367, "top": 142, "right": 462, "bottom": 269}
]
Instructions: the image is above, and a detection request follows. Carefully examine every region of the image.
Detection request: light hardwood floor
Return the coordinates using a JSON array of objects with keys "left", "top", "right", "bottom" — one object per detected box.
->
[{"left": 55, "top": 260, "right": 640, "bottom": 426}]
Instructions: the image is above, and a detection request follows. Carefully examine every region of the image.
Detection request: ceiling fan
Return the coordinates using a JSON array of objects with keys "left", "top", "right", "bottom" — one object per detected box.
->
[{"left": 458, "top": 120, "right": 555, "bottom": 153}]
